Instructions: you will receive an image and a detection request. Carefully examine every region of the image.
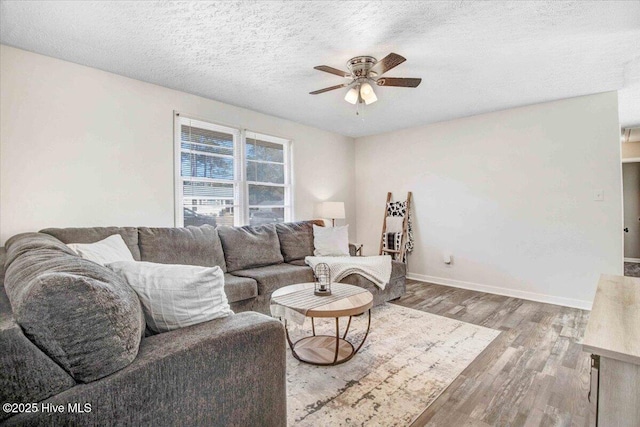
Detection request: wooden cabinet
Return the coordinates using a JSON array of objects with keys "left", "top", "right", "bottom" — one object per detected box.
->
[{"left": 582, "top": 275, "right": 640, "bottom": 427}]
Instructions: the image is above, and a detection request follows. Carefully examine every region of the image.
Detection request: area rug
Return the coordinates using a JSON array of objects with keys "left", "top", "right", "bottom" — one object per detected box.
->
[{"left": 286, "top": 303, "right": 500, "bottom": 426}]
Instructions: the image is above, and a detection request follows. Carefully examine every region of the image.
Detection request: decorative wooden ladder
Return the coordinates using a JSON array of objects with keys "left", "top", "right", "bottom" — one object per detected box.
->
[{"left": 379, "top": 192, "right": 412, "bottom": 262}]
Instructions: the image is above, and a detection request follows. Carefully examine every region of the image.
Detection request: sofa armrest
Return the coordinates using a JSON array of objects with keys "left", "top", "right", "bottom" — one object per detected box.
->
[
  {"left": 5, "top": 312, "right": 287, "bottom": 427},
  {"left": 349, "top": 243, "right": 363, "bottom": 256}
]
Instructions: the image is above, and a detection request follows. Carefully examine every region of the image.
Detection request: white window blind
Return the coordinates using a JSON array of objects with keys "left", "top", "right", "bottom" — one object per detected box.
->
[
  {"left": 176, "top": 117, "right": 240, "bottom": 227},
  {"left": 175, "top": 114, "right": 292, "bottom": 227}
]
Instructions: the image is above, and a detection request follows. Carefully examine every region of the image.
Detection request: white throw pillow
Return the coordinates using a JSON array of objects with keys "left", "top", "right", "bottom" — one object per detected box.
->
[
  {"left": 313, "top": 224, "right": 350, "bottom": 256},
  {"left": 106, "top": 261, "right": 232, "bottom": 333},
  {"left": 67, "top": 234, "right": 135, "bottom": 266}
]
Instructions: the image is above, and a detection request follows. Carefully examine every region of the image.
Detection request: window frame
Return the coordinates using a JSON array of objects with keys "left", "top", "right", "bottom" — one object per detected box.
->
[
  {"left": 174, "top": 113, "right": 293, "bottom": 227},
  {"left": 243, "top": 130, "right": 292, "bottom": 226}
]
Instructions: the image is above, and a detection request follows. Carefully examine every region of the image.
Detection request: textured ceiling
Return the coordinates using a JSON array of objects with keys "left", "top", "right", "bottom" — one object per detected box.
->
[{"left": 1, "top": 1, "right": 639, "bottom": 137}]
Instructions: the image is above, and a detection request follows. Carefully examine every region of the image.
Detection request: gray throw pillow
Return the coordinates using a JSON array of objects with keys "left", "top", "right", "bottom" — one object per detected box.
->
[{"left": 217, "top": 224, "right": 284, "bottom": 272}]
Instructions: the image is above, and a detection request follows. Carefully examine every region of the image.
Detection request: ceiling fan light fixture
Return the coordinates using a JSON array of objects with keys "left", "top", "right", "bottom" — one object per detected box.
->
[
  {"left": 360, "top": 82, "right": 377, "bottom": 105},
  {"left": 344, "top": 85, "right": 359, "bottom": 104},
  {"left": 311, "top": 53, "right": 419, "bottom": 111}
]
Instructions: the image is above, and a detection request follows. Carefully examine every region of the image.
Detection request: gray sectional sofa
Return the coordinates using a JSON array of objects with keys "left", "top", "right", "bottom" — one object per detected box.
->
[{"left": 0, "top": 220, "right": 405, "bottom": 426}]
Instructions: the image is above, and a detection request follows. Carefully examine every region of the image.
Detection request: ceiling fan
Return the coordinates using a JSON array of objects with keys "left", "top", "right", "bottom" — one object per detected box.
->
[{"left": 309, "top": 53, "right": 421, "bottom": 106}]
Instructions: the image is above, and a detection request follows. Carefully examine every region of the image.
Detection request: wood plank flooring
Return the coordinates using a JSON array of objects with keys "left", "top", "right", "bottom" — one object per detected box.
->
[
  {"left": 393, "top": 280, "right": 591, "bottom": 427},
  {"left": 624, "top": 261, "right": 640, "bottom": 277}
]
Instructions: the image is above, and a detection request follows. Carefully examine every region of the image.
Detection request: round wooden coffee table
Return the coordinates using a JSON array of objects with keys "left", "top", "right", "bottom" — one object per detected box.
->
[{"left": 270, "top": 282, "right": 373, "bottom": 366}]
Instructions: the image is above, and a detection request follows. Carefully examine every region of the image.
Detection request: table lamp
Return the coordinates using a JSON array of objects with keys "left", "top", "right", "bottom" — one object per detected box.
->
[{"left": 321, "top": 201, "right": 345, "bottom": 227}]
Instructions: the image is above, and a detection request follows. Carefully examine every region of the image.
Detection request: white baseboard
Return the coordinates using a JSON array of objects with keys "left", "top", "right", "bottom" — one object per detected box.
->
[
  {"left": 624, "top": 258, "right": 640, "bottom": 263},
  {"left": 405, "top": 273, "right": 592, "bottom": 310},
  {"left": 621, "top": 157, "right": 640, "bottom": 163}
]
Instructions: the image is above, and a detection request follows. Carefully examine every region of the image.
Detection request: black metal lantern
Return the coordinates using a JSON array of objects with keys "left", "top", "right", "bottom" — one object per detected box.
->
[{"left": 314, "top": 263, "right": 332, "bottom": 296}]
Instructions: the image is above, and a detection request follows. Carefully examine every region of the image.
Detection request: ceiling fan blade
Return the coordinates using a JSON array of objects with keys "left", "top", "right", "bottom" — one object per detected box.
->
[
  {"left": 369, "top": 53, "right": 406, "bottom": 76},
  {"left": 376, "top": 77, "right": 422, "bottom": 88},
  {"left": 313, "top": 65, "right": 350, "bottom": 78},
  {"left": 309, "top": 83, "right": 348, "bottom": 95}
]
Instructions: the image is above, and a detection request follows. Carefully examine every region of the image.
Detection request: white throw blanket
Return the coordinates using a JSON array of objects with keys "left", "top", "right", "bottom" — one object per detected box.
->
[{"left": 305, "top": 255, "right": 392, "bottom": 290}]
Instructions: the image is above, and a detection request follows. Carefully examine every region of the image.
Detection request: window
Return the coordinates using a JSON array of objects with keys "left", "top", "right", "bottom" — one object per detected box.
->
[
  {"left": 246, "top": 132, "right": 291, "bottom": 226},
  {"left": 175, "top": 115, "right": 291, "bottom": 227}
]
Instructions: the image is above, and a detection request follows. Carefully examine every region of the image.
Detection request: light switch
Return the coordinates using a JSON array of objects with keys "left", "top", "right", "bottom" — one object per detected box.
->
[{"left": 593, "top": 189, "right": 604, "bottom": 201}]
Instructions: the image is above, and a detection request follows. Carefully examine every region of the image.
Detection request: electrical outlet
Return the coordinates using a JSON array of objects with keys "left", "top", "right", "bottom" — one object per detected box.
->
[
  {"left": 593, "top": 189, "right": 604, "bottom": 201},
  {"left": 443, "top": 252, "right": 452, "bottom": 265}
]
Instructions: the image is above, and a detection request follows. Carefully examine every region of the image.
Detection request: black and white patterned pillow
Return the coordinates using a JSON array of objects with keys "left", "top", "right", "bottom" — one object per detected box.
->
[{"left": 387, "top": 201, "right": 406, "bottom": 217}]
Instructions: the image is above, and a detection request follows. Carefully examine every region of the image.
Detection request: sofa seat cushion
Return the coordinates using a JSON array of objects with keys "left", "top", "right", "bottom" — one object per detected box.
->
[
  {"left": 275, "top": 220, "right": 324, "bottom": 263},
  {"left": 287, "top": 259, "right": 306, "bottom": 267},
  {"left": 339, "top": 273, "right": 406, "bottom": 307},
  {"left": 232, "top": 264, "right": 315, "bottom": 296},
  {"left": 224, "top": 274, "right": 258, "bottom": 303},
  {"left": 0, "top": 311, "right": 76, "bottom": 419},
  {"left": 4, "top": 233, "right": 144, "bottom": 383},
  {"left": 41, "top": 227, "right": 141, "bottom": 260},
  {"left": 217, "top": 224, "right": 284, "bottom": 272},
  {"left": 138, "top": 225, "right": 227, "bottom": 272}
]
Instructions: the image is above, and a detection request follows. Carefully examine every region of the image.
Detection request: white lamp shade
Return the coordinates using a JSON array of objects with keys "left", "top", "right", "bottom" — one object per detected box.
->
[
  {"left": 360, "top": 82, "right": 377, "bottom": 105},
  {"left": 344, "top": 86, "right": 359, "bottom": 104},
  {"left": 321, "top": 201, "right": 345, "bottom": 219}
]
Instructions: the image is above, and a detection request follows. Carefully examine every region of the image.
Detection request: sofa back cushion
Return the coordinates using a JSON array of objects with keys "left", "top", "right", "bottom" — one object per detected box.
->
[
  {"left": 217, "top": 224, "right": 284, "bottom": 272},
  {"left": 3, "top": 233, "right": 144, "bottom": 383},
  {"left": 40, "top": 226, "right": 141, "bottom": 260},
  {"left": 275, "top": 220, "right": 325, "bottom": 263},
  {"left": 138, "top": 225, "right": 227, "bottom": 272}
]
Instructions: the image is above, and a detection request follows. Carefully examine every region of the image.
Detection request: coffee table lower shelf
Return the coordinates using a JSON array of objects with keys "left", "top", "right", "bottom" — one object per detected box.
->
[
  {"left": 284, "top": 310, "right": 371, "bottom": 366},
  {"left": 292, "top": 336, "right": 354, "bottom": 365}
]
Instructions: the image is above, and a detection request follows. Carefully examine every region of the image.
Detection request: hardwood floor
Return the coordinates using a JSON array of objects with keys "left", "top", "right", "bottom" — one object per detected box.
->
[{"left": 393, "top": 280, "right": 591, "bottom": 427}]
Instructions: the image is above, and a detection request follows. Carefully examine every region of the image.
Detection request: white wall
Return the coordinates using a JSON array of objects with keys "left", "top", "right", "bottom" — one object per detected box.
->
[
  {"left": 0, "top": 45, "right": 356, "bottom": 244},
  {"left": 355, "top": 92, "right": 623, "bottom": 309},
  {"left": 0, "top": 45, "right": 625, "bottom": 308},
  {"left": 622, "top": 141, "right": 640, "bottom": 159}
]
